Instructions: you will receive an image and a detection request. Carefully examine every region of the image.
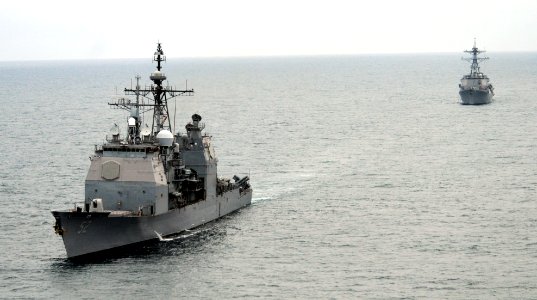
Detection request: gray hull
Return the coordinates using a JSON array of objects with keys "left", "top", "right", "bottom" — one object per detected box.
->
[
  {"left": 52, "top": 190, "right": 251, "bottom": 259},
  {"left": 459, "top": 89, "right": 492, "bottom": 105}
]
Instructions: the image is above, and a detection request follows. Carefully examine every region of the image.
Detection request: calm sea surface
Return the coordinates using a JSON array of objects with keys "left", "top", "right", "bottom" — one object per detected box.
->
[{"left": 0, "top": 53, "right": 536, "bottom": 299}]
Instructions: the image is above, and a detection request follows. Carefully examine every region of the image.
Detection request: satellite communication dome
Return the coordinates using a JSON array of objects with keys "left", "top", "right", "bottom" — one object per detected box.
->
[
  {"left": 140, "top": 126, "right": 151, "bottom": 137},
  {"left": 109, "top": 124, "right": 120, "bottom": 136},
  {"left": 156, "top": 130, "right": 174, "bottom": 147}
]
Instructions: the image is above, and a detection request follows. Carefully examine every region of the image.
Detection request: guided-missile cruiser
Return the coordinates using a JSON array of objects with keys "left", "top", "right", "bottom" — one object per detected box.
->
[{"left": 51, "top": 43, "right": 252, "bottom": 259}]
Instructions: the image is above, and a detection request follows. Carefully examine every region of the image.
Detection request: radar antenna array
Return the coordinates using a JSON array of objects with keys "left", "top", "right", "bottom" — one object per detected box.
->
[{"left": 108, "top": 43, "right": 194, "bottom": 142}]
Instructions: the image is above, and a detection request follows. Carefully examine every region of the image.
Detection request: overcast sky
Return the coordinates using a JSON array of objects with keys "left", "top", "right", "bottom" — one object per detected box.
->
[{"left": 1, "top": 0, "right": 536, "bottom": 61}]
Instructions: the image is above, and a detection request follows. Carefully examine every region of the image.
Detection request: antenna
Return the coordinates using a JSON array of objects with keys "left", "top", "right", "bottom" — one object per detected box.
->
[
  {"left": 462, "top": 38, "right": 489, "bottom": 76},
  {"left": 124, "top": 43, "right": 193, "bottom": 136},
  {"left": 173, "top": 97, "right": 177, "bottom": 134},
  {"left": 108, "top": 43, "right": 194, "bottom": 143}
]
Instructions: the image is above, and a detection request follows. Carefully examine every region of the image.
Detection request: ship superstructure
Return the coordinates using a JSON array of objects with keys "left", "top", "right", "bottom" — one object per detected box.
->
[
  {"left": 459, "top": 39, "right": 494, "bottom": 105},
  {"left": 51, "top": 44, "right": 252, "bottom": 259}
]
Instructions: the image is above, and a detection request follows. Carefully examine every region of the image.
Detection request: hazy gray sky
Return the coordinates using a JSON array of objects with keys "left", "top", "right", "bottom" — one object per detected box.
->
[{"left": 1, "top": 0, "right": 536, "bottom": 61}]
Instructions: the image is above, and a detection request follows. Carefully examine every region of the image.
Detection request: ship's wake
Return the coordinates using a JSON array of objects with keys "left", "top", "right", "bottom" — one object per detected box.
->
[
  {"left": 154, "top": 230, "right": 196, "bottom": 242},
  {"left": 154, "top": 231, "right": 173, "bottom": 241},
  {"left": 252, "top": 196, "right": 272, "bottom": 204}
]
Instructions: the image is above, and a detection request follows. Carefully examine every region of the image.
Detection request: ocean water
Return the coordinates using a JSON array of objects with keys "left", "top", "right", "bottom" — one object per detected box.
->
[{"left": 0, "top": 53, "right": 536, "bottom": 299}]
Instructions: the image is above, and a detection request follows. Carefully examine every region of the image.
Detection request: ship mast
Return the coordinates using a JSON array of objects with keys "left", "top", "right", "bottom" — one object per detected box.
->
[
  {"left": 463, "top": 38, "right": 489, "bottom": 76},
  {"left": 109, "top": 43, "right": 194, "bottom": 142},
  {"left": 149, "top": 43, "right": 168, "bottom": 133}
]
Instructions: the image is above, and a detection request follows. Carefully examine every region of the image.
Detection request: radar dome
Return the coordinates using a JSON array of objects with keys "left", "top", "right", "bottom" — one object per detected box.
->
[
  {"left": 156, "top": 130, "right": 174, "bottom": 147},
  {"left": 140, "top": 126, "right": 151, "bottom": 137},
  {"left": 150, "top": 70, "right": 167, "bottom": 81}
]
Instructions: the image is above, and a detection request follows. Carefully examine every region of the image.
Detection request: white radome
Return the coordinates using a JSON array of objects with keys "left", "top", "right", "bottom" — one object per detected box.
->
[{"left": 156, "top": 129, "right": 174, "bottom": 147}]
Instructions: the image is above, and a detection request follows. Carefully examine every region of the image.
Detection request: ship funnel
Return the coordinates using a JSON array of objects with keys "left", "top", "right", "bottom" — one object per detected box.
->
[{"left": 156, "top": 130, "right": 174, "bottom": 147}]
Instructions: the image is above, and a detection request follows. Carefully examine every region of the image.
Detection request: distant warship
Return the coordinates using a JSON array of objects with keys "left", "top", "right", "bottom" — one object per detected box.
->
[
  {"left": 459, "top": 39, "right": 494, "bottom": 105},
  {"left": 52, "top": 43, "right": 252, "bottom": 259}
]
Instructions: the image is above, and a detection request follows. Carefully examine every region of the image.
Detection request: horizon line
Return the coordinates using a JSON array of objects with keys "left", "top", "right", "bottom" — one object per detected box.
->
[{"left": 1, "top": 50, "right": 536, "bottom": 63}]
